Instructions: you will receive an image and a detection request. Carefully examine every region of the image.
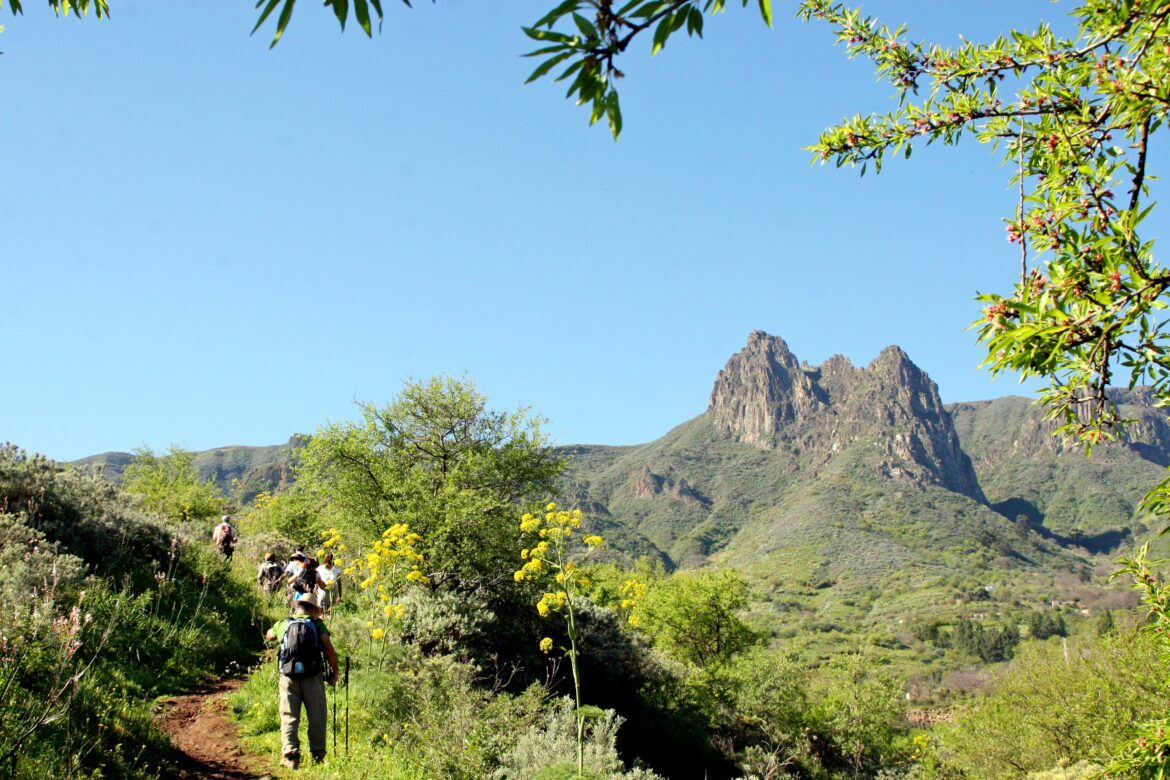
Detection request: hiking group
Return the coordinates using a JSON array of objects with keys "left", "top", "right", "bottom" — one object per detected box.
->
[
  {"left": 265, "top": 591, "right": 340, "bottom": 769},
  {"left": 211, "top": 521, "right": 349, "bottom": 770},
  {"left": 255, "top": 543, "right": 346, "bottom": 769},
  {"left": 257, "top": 547, "right": 343, "bottom": 611}
]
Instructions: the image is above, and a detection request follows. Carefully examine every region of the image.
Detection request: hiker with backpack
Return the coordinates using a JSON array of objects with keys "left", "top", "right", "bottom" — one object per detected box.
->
[
  {"left": 257, "top": 551, "right": 284, "bottom": 596},
  {"left": 265, "top": 591, "right": 339, "bottom": 769},
  {"left": 212, "top": 515, "right": 236, "bottom": 561},
  {"left": 291, "top": 556, "right": 326, "bottom": 603}
]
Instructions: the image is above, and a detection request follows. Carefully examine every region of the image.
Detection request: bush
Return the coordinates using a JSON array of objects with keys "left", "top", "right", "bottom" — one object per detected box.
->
[{"left": 495, "top": 696, "right": 663, "bottom": 780}]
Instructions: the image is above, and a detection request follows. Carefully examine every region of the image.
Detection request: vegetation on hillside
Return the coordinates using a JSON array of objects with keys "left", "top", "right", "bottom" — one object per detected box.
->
[{"left": 0, "top": 444, "right": 266, "bottom": 779}]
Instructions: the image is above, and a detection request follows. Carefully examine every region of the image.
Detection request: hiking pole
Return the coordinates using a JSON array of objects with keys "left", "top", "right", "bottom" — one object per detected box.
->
[
  {"left": 344, "top": 656, "right": 350, "bottom": 757},
  {"left": 332, "top": 669, "right": 338, "bottom": 756}
]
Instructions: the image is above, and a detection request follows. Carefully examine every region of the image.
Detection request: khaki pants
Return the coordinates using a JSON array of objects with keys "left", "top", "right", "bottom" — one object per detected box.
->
[{"left": 279, "top": 673, "right": 328, "bottom": 761}]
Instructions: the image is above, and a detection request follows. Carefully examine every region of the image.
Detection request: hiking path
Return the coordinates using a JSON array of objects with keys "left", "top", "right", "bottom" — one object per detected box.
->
[{"left": 157, "top": 676, "right": 272, "bottom": 780}]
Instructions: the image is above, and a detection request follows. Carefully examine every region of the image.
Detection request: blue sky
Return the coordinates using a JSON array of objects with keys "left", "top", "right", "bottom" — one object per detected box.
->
[{"left": 4, "top": 1, "right": 1097, "bottom": 461}]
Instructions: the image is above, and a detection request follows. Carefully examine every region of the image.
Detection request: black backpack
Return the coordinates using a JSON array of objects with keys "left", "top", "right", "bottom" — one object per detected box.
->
[
  {"left": 296, "top": 568, "right": 318, "bottom": 595},
  {"left": 279, "top": 617, "right": 325, "bottom": 679},
  {"left": 260, "top": 561, "right": 282, "bottom": 586}
]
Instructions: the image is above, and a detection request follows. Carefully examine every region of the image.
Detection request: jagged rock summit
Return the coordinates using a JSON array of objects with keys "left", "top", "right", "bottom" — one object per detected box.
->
[{"left": 707, "top": 331, "right": 984, "bottom": 500}]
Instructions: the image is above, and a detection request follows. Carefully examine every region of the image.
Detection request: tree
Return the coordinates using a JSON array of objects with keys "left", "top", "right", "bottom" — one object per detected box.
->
[
  {"left": 808, "top": 650, "right": 903, "bottom": 779},
  {"left": 792, "top": 1, "right": 1170, "bottom": 499},
  {"left": 294, "top": 375, "right": 565, "bottom": 593},
  {"left": 636, "top": 568, "right": 759, "bottom": 668},
  {"left": 120, "top": 444, "right": 227, "bottom": 526},
  {"left": 941, "top": 629, "right": 1168, "bottom": 777}
]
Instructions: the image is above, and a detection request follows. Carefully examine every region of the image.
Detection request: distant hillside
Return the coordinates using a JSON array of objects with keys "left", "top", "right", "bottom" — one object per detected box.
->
[
  {"left": 75, "top": 436, "right": 306, "bottom": 504},
  {"left": 949, "top": 391, "right": 1170, "bottom": 551},
  {"left": 71, "top": 332, "right": 1170, "bottom": 630}
]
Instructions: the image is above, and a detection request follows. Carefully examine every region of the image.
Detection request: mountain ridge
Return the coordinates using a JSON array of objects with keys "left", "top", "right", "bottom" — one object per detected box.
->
[{"left": 70, "top": 332, "right": 1170, "bottom": 628}]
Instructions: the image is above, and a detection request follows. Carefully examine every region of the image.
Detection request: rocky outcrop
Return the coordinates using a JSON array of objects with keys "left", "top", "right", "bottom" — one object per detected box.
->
[
  {"left": 633, "top": 465, "right": 710, "bottom": 506},
  {"left": 707, "top": 331, "right": 984, "bottom": 500}
]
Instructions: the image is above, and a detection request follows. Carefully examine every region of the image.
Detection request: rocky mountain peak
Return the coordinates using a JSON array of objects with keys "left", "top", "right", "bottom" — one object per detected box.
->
[
  {"left": 707, "top": 332, "right": 825, "bottom": 448},
  {"left": 707, "top": 331, "right": 984, "bottom": 500}
]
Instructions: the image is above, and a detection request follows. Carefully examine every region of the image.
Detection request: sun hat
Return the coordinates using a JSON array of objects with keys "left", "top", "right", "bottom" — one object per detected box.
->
[
  {"left": 295, "top": 592, "right": 321, "bottom": 612},
  {"left": 290, "top": 552, "right": 306, "bottom": 561}
]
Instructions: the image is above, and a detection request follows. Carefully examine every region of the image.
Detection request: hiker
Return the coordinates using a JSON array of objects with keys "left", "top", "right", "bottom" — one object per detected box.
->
[
  {"left": 317, "top": 552, "right": 342, "bottom": 613},
  {"left": 292, "top": 557, "right": 326, "bottom": 602},
  {"left": 258, "top": 551, "right": 284, "bottom": 596},
  {"left": 281, "top": 552, "right": 307, "bottom": 589},
  {"left": 212, "top": 515, "right": 236, "bottom": 561},
  {"left": 265, "top": 592, "right": 339, "bottom": 769}
]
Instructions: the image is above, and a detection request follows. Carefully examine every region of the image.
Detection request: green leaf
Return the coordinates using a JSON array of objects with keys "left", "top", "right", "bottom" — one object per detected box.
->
[
  {"left": 651, "top": 12, "right": 672, "bottom": 55},
  {"left": 606, "top": 89, "right": 623, "bottom": 140},
  {"left": 353, "top": 0, "right": 372, "bottom": 36},
  {"left": 330, "top": 0, "right": 348, "bottom": 30},
  {"left": 533, "top": 0, "right": 582, "bottom": 30},
  {"left": 522, "top": 26, "right": 574, "bottom": 43},
  {"left": 757, "top": 0, "right": 772, "bottom": 27},
  {"left": 525, "top": 52, "right": 573, "bottom": 84},
  {"left": 571, "top": 12, "right": 596, "bottom": 39},
  {"left": 270, "top": 0, "right": 296, "bottom": 48},
  {"left": 630, "top": 1, "right": 665, "bottom": 20},
  {"left": 687, "top": 7, "right": 704, "bottom": 37},
  {"left": 590, "top": 94, "right": 606, "bottom": 125},
  {"left": 522, "top": 44, "right": 570, "bottom": 58},
  {"left": 554, "top": 58, "right": 585, "bottom": 82},
  {"left": 251, "top": 0, "right": 282, "bottom": 36}
]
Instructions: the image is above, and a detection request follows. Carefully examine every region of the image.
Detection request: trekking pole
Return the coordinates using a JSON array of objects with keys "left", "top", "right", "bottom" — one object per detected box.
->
[
  {"left": 344, "top": 656, "right": 350, "bottom": 757},
  {"left": 332, "top": 670, "right": 338, "bottom": 756}
]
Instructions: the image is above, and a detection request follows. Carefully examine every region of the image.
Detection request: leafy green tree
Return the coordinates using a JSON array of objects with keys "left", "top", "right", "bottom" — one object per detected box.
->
[
  {"left": 1103, "top": 545, "right": 1170, "bottom": 776},
  {"left": 808, "top": 650, "right": 904, "bottom": 779},
  {"left": 941, "top": 629, "right": 1167, "bottom": 777},
  {"left": 792, "top": 1, "right": 1170, "bottom": 503},
  {"left": 636, "top": 568, "right": 759, "bottom": 669},
  {"left": 120, "top": 445, "right": 227, "bottom": 527},
  {"left": 294, "top": 375, "right": 565, "bottom": 593},
  {"left": 714, "top": 647, "right": 810, "bottom": 775}
]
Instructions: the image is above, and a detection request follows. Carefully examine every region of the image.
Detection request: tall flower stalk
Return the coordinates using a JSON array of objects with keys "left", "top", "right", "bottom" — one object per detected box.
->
[{"left": 515, "top": 503, "right": 604, "bottom": 778}]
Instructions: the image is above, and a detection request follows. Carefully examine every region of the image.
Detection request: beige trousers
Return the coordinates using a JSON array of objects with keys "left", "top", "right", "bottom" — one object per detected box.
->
[{"left": 278, "top": 673, "right": 328, "bottom": 760}]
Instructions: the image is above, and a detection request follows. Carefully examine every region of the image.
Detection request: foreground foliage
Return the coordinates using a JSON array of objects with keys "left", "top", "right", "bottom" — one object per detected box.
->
[{"left": 0, "top": 444, "right": 266, "bottom": 779}]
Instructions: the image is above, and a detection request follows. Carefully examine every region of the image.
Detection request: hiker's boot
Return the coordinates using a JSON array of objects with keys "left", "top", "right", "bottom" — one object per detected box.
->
[{"left": 281, "top": 753, "right": 299, "bottom": 770}]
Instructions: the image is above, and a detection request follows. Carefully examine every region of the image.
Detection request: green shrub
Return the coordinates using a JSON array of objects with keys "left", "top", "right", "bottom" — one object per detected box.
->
[{"left": 494, "top": 696, "right": 664, "bottom": 780}]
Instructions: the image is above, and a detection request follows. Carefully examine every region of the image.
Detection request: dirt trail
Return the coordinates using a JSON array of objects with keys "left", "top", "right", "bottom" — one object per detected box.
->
[{"left": 157, "top": 677, "right": 272, "bottom": 780}]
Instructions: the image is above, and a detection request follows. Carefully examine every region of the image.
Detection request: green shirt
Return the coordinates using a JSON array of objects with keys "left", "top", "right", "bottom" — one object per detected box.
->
[{"left": 272, "top": 615, "right": 330, "bottom": 641}]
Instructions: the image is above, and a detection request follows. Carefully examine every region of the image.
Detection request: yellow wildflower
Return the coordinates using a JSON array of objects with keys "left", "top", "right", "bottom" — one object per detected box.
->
[
  {"left": 371, "top": 628, "right": 385, "bottom": 640},
  {"left": 539, "top": 637, "right": 554, "bottom": 654}
]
